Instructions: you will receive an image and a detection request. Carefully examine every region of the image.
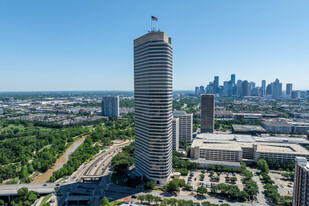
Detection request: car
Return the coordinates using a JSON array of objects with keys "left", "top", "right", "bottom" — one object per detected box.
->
[
  {"left": 43, "top": 184, "right": 47, "bottom": 186},
  {"left": 56, "top": 184, "right": 60, "bottom": 186},
  {"left": 131, "top": 195, "right": 137, "bottom": 198},
  {"left": 218, "top": 200, "right": 223, "bottom": 203},
  {"left": 194, "top": 178, "right": 196, "bottom": 181}
]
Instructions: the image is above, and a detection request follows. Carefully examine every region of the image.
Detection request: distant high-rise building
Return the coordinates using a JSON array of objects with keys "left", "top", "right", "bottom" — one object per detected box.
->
[
  {"left": 236, "top": 80, "right": 243, "bottom": 97},
  {"left": 200, "top": 85, "right": 205, "bottom": 94},
  {"left": 101, "top": 96, "right": 119, "bottom": 117},
  {"left": 172, "top": 118, "right": 179, "bottom": 151},
  {"left": 286, "top": 83, "right": 293, "bottom": 98},
  {"left": 292, "top": 91, "right": 301, "bottom": 100},
  {"left": 272, "top": 79, "right": 282, "bottom": 99},
  {"left": 261, "top": 80, "right": 266, "bottom": 96},
  {"left": 205, "top": 82, "right": 214, "bottom": 94},
  {"left": 293, "top": 157, "right": 309, "bottom": 206},
  {"left": 251, "top": 87, "right": 260, "bottom": 96},
  {"left": 231, "top": 74, "right": 236, "bottom": 84},
  {"left": 227, "top": 81, "right": 233, "bottom": 97},
  {"left": 249, "top": 82, "right": 256, "bottom": 90},
  {"left": 173, "top": 111, "right": 193, "bottom": 143},
  {"left": 201, "top": 94, "right": 215, "bottom": 133},
  {"left": 134, "top": 31, "right": 172, "bottom": 184},
  {"left": 223, "top": 81, "right": 229, "bottom": 97},
  {"left": 242, "top": 80, "right": 250, "bottom": 97},
  {"left": 195, "top": 86, "right": 200, "bottom": 96},
  {"left": 213, "top": 76, "right": 219, "bottom": 94},
  {"left": 266, "top": 83, "right": 272, "bottom": 95}
]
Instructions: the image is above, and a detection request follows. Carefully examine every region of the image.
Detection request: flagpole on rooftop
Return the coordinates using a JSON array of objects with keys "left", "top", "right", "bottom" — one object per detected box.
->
[{"left": 150, "top": 16, "right": 152, "bottom": 31}]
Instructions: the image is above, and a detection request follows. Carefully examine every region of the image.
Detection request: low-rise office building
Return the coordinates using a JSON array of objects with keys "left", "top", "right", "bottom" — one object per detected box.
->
[
  {"left": 232, "top": 124, "right": 266, "bottom": 136},
  {"left": 261, "top": 121, "right": 309, "bottom": 134},
  {"left": 233, "top": 113, "right": 262, "bottom": 121},
  {"left": 261, "top": 121, "right": 292, "bottom": 133},
  {"left": 191, "top": 133, "right": 309, "bottom": 163}
]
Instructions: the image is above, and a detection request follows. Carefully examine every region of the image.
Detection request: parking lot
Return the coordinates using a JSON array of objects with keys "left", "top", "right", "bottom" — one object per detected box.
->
[
  {"left": 269, "top": 172, "right": 293, "bottom": 196},
  {"left": 179, "top": 170, "right": 245, "bottom": 192}
]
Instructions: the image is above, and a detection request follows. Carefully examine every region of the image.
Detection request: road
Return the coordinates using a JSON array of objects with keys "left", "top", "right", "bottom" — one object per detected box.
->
[
  {"left": 0, "top": 141, "right": 131, "bottom": 197},
  {"left": 248, "top": 168, "right": 267, "bottom": 205},
  {"left": 0, "top": 183, "right": 58, "bottom": 195}
]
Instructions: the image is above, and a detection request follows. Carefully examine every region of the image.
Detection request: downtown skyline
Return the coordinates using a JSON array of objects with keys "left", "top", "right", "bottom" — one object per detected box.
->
[{"left": 1, "top": 0, "right": 309, "bottom": 91}]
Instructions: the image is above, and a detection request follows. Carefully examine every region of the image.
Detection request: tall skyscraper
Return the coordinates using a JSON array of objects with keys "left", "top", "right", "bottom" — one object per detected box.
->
[
  {"left": 134, "top": 31, "right": 172, "bottom": 184},
  {"left": 213, "top": 76, "right": 219, "bottom": 94},
  {"left": 223, "top": 81, "right": 229, "bottom": 97},
  {"left": 261, "top": 80, "right": 266, "bottom": 96},
  {"left": 101, "top": 96, "right": 119, "bottom": 117},
  {"left": 200, "top": 85, "right": 205, "bottom": 94},
  {"left": 173, "top": 111, "right": 193, "bottom": 143},
  {"left": 242, "top": 80, "right": 250, "bottom": 97},
  {"left": 172, "top": 118, "right": 179, "bottom": 151},
  {"left": 201, "top": 94, "right": 215, "bottom": 133},
  {"left": 236, "top": 80, "right": 243, "bottom": 97},
  {"left": 195, "top": 86, "right": 199, "bottom": 96},
  {"left": 286, "top": 83, "right": 293, "bottom": 98},
  {"left": 292, "top": 91, "right": 301, "bottom": 99},
  {"left": 272, "top": 79, "right": 282, "bottom": 99},
  {"left": 249, "top": 81, "right": 256, "bottom": 90},
  {"left": 293, "top": 157, "right": 309, "bottom": 206},
  {"left": 266, "top": 83, "right": 272, "bottom": 95},
  {"left": 231, "top": 74, "right": 236, "bottom": 84}
]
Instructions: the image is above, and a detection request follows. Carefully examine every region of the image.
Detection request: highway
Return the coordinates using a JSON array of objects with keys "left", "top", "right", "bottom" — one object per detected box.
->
[
  {"left": 0, "top": 141, "right": 131, "bottom": 197},
  {"left": 0, "top": 183, "right": 58, "bottom": 195}
]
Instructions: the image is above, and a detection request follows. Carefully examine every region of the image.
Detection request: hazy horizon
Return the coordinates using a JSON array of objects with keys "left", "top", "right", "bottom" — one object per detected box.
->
[{"left": 1, "top": 0, "right": 308, "bottom": 91}]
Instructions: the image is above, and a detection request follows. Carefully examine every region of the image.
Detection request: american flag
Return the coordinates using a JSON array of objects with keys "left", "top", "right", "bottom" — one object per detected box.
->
[{"left": 151, "top": 16, "right": 158, "bottom": 21}]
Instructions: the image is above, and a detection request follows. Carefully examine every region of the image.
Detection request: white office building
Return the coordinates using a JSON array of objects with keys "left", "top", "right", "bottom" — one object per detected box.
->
[
  {"left": 101, "top": 96, "right": 119, "bottom": 117},
  {"left": 134, "top": 31, "right": 173, "bottom": 184},
  {"left": 172, "top": 118, "right": 179, "bottom": 151},
  {"left": 173, "top": 111, "right": 193, "bottom": 143}
]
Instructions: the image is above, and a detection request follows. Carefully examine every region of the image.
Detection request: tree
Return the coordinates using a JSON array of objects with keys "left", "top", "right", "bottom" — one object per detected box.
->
[
  {"left": 0, "top": 200, "right": 4, "bottom": 206},
  {"left": 101, "top": 197, "right": 110, "bottom": 206},
  {"left": 230, "top": 177, "right": 237, "bottom": 183},
  {"left": 257, "top": 159, "right": 269, "bottom": 173},
  {"left": 165, "top": 181, "right": 179, "bottom": 192},
  {"left": 153, "top": 196, "right": 161, "bottom": 205},
  {"left": 145, "top": 194, "right": 154, "bottom": 204},
  {"left": 197, "top": 186, "right": 208, "bottom": 196},
  {"left": 144, "top": 180, "right": 156, "bottom": 190},
  {"left": 18, "top": 187, "right": 29, "bottom": 201},
  {"left": 138, "top": 195, "right": 145, "bottom": 203},
  {"left": 244, "top": 180, "right": 259, "bottom": 198},
  {"left": 176, "top": 168, "right": 189, "bottom": 176}
]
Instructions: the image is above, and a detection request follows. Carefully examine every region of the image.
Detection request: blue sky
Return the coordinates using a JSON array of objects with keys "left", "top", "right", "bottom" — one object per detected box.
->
[{"left": 0, "top": 0, "right": 308, "bottom": 91}]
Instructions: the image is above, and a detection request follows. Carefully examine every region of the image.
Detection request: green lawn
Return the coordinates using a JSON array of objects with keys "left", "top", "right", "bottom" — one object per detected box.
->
[{"left": 40, "top": 193, "right": 52, "bottom": 206}]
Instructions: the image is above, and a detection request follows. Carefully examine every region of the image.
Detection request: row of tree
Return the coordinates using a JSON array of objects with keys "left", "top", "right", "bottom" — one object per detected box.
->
[
  {"left": 10, "top": 187, "right": 38, "bottom": 206},
  {"left": 135, "top": 194, "right": 231, "bottom": 206},
  {"left": 172, "top": 151, "right": 199, "bottom": 171},
  {"left": 48, "top": 135, "right": 100, "bottom": 182},
  {"left": 263, "top": 158, "right": 294, "bottom": 171},
  {"left": 257, "top": 159, "right": 293, "bottom": 206}
]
